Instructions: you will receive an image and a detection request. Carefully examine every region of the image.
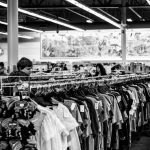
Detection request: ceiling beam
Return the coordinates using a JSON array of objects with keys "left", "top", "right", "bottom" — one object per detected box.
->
[
  {"left": 18, "top": 5, "right": 150, "bottom": 9},
  {"left": 0, "top": 1, "right": 84, "bottom": 31},
  {"left": 96, "top": 8, "right": 119, "bottom": 21},
  {"left": 19, "top": 21, "right": 150, "bottom": 30},
  {"left": 66, "top": 8, "right": 93, "bottom": 21},
  {"left": 18, "top": 5, "right": 120, "bottom": 10},
  {"left": 129, "top": 7, "right": 142, "bottom": 19},
  {"left": 64, "top": 0, "right": 120, "bottom": 28}
]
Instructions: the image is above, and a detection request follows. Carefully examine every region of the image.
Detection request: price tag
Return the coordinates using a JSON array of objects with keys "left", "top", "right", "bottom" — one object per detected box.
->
[
  {"left": 20, "top": 104, "right": 24, "bottom": 107},
  {"left": 80, "top": 105, "right": 85, "bottom": 112},
  {"left": 64, "top": 112, "right": 69, "bottom": 118},
  {"left": 95, "top": 103, "right": 99, "bottom": 110},
  {"left": 71, "top": 103, "right": 76, "bottom": 110}
]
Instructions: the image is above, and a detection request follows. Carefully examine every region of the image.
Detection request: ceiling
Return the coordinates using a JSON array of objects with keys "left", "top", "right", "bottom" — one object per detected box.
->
[{"left": 0, "top": 0, "right": 150, "bottom": 33}]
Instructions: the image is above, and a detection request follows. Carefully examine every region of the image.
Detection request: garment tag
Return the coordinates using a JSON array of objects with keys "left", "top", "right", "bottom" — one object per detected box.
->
[
  {"left": 71, "top": 103, "right": 76, "bottom": 110},
  {"left": 20, "top": 104, "right": 24, "bottom": 107},
  {"left": 117, "top": 96, "right": 121, "bottom": 103},
  {"left": 95, "top": 103, "right": 99, "bottom": 110},
  {"left": 64, "top": 112, "right": 69, "bottom": 118},
  {"left": 80, "top": 105, "right": 85, "bottom": 112},
  {"left": 124, "top": 111, "right": 128, "bottom": 118}
]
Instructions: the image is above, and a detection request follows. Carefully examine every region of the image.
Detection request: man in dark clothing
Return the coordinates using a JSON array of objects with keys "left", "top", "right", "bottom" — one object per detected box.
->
[
  {"left": 3, "top": 57, "right": 32, "bottom": 96},
  {"left": 9, "top": 57, "right": 33, "bottom": 82},
  {"left": 0, "top": 62, "right": 7, "bottom": 76}
]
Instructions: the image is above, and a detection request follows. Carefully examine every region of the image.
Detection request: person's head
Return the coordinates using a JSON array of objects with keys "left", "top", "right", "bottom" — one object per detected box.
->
[
  {"left": 95, "top": 63, "right": 107, "bottom": 76},
  {"left": 73, "top": 65, "right": 79, "bottom": 71},
  {"left": 111, "top": 64, "right": 122, "bottom": 71},
  {"left": 17, "top": 57, "right": 32, "bottom": 75},
  {"left": 0, "top": 62, "right": 5, "bottom": 74}
]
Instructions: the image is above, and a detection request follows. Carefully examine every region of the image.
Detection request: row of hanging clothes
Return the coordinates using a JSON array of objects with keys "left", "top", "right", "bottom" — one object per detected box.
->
[
  {"left": 28, "top": 75, "right": 150, "bottom": 150},
  {"left": 1, "top": 75, "right": 150, "bottom": 150}
]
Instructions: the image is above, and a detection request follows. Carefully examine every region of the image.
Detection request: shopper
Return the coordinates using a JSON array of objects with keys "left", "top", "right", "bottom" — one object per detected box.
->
[
  {"left": 0, "top": 62, "right": 7, "bottom": 76},
  {"left": 73, "top": 65, "right": 79, "bottom": 72},
  {"left": 9, "top": 57, "right": 33, "bottom": 82},
  {"left": 63, "top": 64, "right": 68, "bottom": 71},
  {"left": 95, "top": 63, "right": 107, "bottom": 76},
  {"left": 111, "top": 64, "right": 125, "bottom": 75}
]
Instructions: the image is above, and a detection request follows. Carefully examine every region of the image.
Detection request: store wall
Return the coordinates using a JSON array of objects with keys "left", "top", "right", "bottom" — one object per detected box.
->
[
  {"left": 0, "top": 40, "right": 41, "bottom": 62},
  {"left": 19, "top": 41, "right": 41, "bottom": 60}
]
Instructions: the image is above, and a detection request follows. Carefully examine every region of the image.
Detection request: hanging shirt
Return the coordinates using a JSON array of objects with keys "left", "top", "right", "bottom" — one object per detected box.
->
[
  {"left": 31, "top": 105, "right": 69, "bottom": 150},
  {"left": 52, "top": 103, "right": 81, "bottom": 150}
]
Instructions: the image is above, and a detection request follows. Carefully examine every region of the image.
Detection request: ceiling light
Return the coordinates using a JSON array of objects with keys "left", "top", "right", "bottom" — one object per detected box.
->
[
  {"left": 0, "top": 2, "right": 84, "bottom": 32},
  {"left": 146, "top": 0, "right": 150, "bottom": 5},
  {"left": 86, "top": 19, "right": 93, "bottom": 23},
  {"left": 65, "top": 0, "right": 121, "bottom": 28},
  {"left": 0, "top": 31, "right": 34, "bottom": 39},
  {"left": 0, "top": 21, "right": 43, "bottom": 33},
  {"left": 127, "top": 18, "right": 133, "bottom": 22},
  {"left": 18, "top": 9, "right": 84, "bottom": 31}
]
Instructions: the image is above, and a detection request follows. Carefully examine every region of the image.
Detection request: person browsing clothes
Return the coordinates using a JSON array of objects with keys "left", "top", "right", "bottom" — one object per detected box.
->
[{"left": 95, "top": 63, "right": 107, "bottom": 76}]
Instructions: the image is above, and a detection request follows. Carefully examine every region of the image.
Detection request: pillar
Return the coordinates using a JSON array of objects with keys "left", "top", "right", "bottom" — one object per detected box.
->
[
  {"left": 121, "top": 0, "right": 127, "bottom": 63},
  {"left": 7, "top": 0, "right": 18, "bottom": 73}
]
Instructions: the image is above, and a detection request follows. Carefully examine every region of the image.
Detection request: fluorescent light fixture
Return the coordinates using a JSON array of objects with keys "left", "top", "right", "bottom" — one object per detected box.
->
[
  {"left": 18, "top": 34, "right": 34, "bottom": 39},
  {"left": 0, "top": 21, "right": 43, "bottom": 33},
  {"left": 65, "top": 0, "right": 121, "bottom": 28},
  {"left": 0, "top": 1, "right": 84, "bottom": 32},
  {"left": 18, "top": 9, "right": 84, "bottom": 31},
  {"left": 19, "top": 25, "right": 43, "bottom": 33},
  {"left": 0, "top": 31, "right": 34, "bottom": 39},
  {"left": 0, "top": 2, "right": 7, "bottom": 7},
  {"left": 146, "top": 0, "right": 150, "bottom": 5},
  {"left": 127, "top": 18, "right": 133, "bottom": 22},
  {"left": 86, "top": 19, "right": 93, "bottom": 23}
]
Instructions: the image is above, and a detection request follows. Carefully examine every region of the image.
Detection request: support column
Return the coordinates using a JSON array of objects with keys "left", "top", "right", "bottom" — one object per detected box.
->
[
  {"left": 121, "top": 0, "right": 127, "bottom": 63},
  {"left": 7, "top": 0, "right": 18, "bottom": 73}
]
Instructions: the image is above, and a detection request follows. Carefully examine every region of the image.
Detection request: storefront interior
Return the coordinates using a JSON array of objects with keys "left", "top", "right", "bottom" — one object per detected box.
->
[{"left": 1, "top": 1, "right": 150, "bottom": 150}]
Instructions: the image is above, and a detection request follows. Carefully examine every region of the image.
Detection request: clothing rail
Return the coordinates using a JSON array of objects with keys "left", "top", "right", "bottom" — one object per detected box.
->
[
  {"left": 1, "top": 74, "right": 150, "bottom": 88},
  {"left": 29, "top": 74, "right": 150, "bottom": 90},
  {"left": 28, "top": 74, "right": 150, "bottom": 85}
]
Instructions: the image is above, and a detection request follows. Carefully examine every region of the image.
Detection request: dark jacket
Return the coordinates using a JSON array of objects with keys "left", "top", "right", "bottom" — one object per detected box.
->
[
  {"left": 0, "top": 72, "right": 7, "bottom": 76},
  {"left": 3, "top": 71, "right": 30, "bottom": 96},
  {"left": 9, "top": 71, "right": 30, "bottom": 82}
]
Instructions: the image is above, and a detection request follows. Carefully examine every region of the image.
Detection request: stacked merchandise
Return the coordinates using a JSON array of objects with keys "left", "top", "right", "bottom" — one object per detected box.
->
[
  {"left": 0, "top": 96, "right": 80, "bottom": 150},
  {"left": 0, "top": 96, "right": 37, "bottom": 149},
  {"left": 1, "top": 75, "right": 150, "bottom": 150}
]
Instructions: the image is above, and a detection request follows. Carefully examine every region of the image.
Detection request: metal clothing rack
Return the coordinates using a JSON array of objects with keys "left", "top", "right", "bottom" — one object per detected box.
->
[
  {"left": 28, "top": 74, "right": 150, "bottom": 89},
  {"left": 1, "top": 74, "right": 150, "bottom": 150},
  {"left": 1, "top": 74, "right": 150, "bottom": 90}
]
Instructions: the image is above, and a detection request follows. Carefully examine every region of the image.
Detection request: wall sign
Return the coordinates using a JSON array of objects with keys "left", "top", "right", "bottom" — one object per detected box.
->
[
  {"left": 127, "top": 29, "right": 150, "bottom": 60},
  {"left": 40, "top": 30, "right": 122, "bottom": 60}
]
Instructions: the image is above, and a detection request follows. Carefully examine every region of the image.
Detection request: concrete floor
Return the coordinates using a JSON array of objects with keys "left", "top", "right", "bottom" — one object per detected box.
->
[{"left": 131, "top": 136, "right": 150, "bottom": 150}]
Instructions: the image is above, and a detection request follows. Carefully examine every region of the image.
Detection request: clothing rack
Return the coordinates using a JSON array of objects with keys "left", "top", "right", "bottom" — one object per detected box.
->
[
  {"left": 1, "top": 74, "right": 150, "bottom": 150},
  {"left": 1, "top": 74, "right": 150, "bottom": 89},
  {"left": 29, "top": 74, "right": 150, "bottom": 89}
]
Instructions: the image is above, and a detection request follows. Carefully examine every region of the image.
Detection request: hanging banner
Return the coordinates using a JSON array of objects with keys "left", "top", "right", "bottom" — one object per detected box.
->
[
  {"left": 127, "top": 29, "right": 150, "bottom": 60},
  {"left": 40, "top": 30, "right": 122, "bottom": 60}
]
